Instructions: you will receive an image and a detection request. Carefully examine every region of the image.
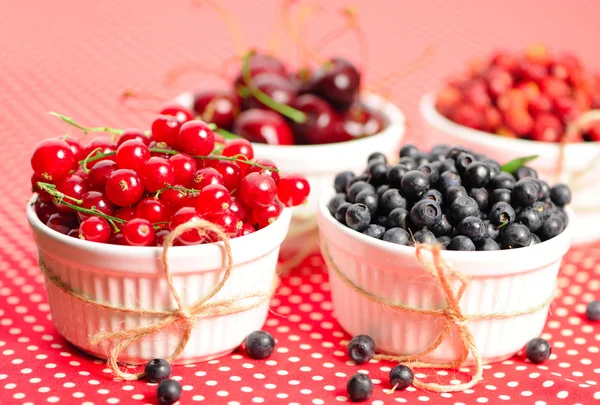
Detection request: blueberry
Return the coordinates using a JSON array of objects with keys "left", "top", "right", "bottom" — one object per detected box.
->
[
  {"left": 489, "top": 202, "right": 516, "bottom": 226},
  {"left": 525, "top": 338, "right": 551, "bottom": 364},
  {"left": 512, "top": 179, "right": 540, "bottom": 207},
  {"left": 389, "top": 364, "right": 414, "bottom": 391},
  {"left": 465, "top": 162, "right": 491, "bottom": 188},
  {"left": 398, "top": 156, "right": 417, "bottom": 171},
  {"left": 455, "top": 152, "right": 476, "bottom": 176},
  {"left": 530, "top": 233, "right": 541, "bottom": 246},
  {"left": 418, "top": 163, "right": 440, "bottom": 184},
  {"left": 335, "top": 171, "right": 354, "bottom": 193},
  {"left": 550, "top": 184, "right": 571, "bottom": 207},
  {"left": 328, "top": 193, "right": 347, "bottom": 215},
  {"left": 375, "top": 215, "right": 389, "bottom": 228},
  {"left": 400, "top": 144, "right": 420, "bottom": 158},
  {"left": 437, "top": 171, "right": 462, "bottom": 192},
  {"left": 446, "top": 146, "right": 472, "bottom": 160},
  {"left": 387, "top": 164, "right": 409, "bottom": 188},
  {"left": 468, "top": 187, "right": 489, "bottom": 211},
  {"left": 400, "top": 170, "right": 430, "bottom": 199},
  {"left": 457, "top": 216, "right": 487, "bottom": 241},
  {"left": 538, "top": 180, "right": 551, "bottom": 200},
  {"left": 367, "top": 162, "right": 389, "bottom": 186},
  {"left": 449, "top": 196, "right": 479, "bottom": 222},
  {"left": 346, "top": 173, "right": 369, "bottom": 192},
  {"left": 157, "top": 380, "right": 182, "bottom": 405},
  {"left": 335, "top": 202, "right": 351, "bottom": 224},
  {"left": 144, "top": 359, "right": 171, "bottom": 383},
  {"left": 355, "top": 190, "right": 379, "bottom": 216},
  {"left": 437, "top": 235, "right": 452, "bottom": 248},
  {"left": 490, "top": 188, "right": 512, "bottom": 205},
  {"left": 476, "top": 238, "right": 501, "bottom": 251},
  {"left": 514, "top": 166, "right": 538, "bottom": 180},
  {"left": 368, "top": 151, "right": 387, "bottom": 165},
  {"left": 347, "top": 373, "right": 373, "bottom": 402},
  {"left": 532, "top": 201, "right": 551, "bottom": 220},
  {"left": 410, "top": 200, "right": 442, "bottom": 228},
  {"left": 490, "top": 172, "right": 516, "bottom": 190},
  {"left": 383, "top": 227, "right": 410, "bottom": 245},
  {"left": 413, "top": 229, "right": 436, "bottom": 245},
  {"left": 376, "top": 184, "right": 390, "bottom": 198},
  {"left": 437, "top": 159, "right": 458, "bottom": 174},
  {"left": 380, "top": 188, "right": 407, "bottom": 214},
  {"left": 421, "top": 189, "right": 443, "bottom": 205},
  {"left": 517, "top": 206, "right": 543, "bottom": 232},
  {"left": 430, "top": 214, "right": 453, "bottom": 236},
  {"left": 245, "top": 330, "right": 276, "bottom": 359},
  {"left": 586, "top": 301, "right": 600, "bottom": 321},
  {"left": 414, "top": 152, "right": 430, "bottom": 167},
  {"left": 552, "top": 208, "right": 568, "bottom": 227},
  {"left": 363, "top": 224, "right": 386, "bottom": 239},
  {"left": 500, "top": 223, "right": 531, "bottom": 249},
  {"left": 387, "top": 207, "right": 409, "bottom": 229},
  {"left": 481, "top": 158, "right": 501, "bottom": 179},
  {"left": 538, "top": 216, "right": 564, "bottom": 241},
  {"left": 447, "top": 235, "right": 476, "bottom": 251},
  {"left": 347, "top": 335, "right": 376, "bottom": 364},
  {"left": 445, "top": 186, "right": 468, "bottom": 205},
  {"left": 346, "top": 204, "right": 371, "bottom": 232},
  {"left": 484, "top": 220, "right": 499, "bottom": 240},
  {"left": 431, "top": 144, "right": 450, "bottom": 156},
  {"left": 347, "top": 181, "right": 375, "bottom": 203}
]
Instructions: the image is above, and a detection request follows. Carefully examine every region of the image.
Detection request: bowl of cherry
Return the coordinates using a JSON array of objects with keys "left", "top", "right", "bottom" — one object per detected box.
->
[
  {"left": 172, "top": 52, "right": 406, "bottom": 250},
  {"left": 420, "top": 44, "right": 600, "bottom": 244},
  {"left": 317, "top": 143, "right": 574, "bottom": 365},
  {"left": 27, "top": 114, "right": 309, "bottom": 364}
]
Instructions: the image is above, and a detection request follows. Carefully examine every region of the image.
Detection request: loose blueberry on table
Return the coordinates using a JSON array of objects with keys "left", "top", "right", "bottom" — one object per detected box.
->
[
  {"left": 329, "top": 144, "right": 572, "bottom": 250},
  {"left": 244, "top": 330, "right": 276, "bottom": 359},
  {"left": 586, "top": 300, "right": 600, "bottom": 321},
  {"left": 525, "top": 337, "right": 552, "bottom": 364},
  {"left": 347, "top": 373, "right": 374, "bottom": 402}
]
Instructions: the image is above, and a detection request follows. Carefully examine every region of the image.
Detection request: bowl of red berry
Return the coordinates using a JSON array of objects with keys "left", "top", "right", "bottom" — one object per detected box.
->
[
  {"left": 27, "top": 113, "right": 308, "bottom": 364},
  {"left": 318, "top": 143, "right": 574, "bottom": 365},
  {"left": 420, "top": 44, "right": 600, "bottom": 244}
]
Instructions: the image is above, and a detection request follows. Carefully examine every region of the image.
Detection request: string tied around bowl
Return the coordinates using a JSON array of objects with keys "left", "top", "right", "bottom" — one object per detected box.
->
[
  {"left": 321, "top": 239, "right": 557, "bottom": 392},
  {"left": 38, "top": 220, "right": 278, "bottom": 381}
]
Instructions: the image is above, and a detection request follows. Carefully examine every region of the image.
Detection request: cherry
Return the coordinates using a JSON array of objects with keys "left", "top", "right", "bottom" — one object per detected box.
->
[
  {"left": 88, "top": 160, "right": 118, "bottom": 190},
  {"left": 528, "top": 94, "right": 553, "bottom": 116},
  {"left": 340, "top": 103, "right": 386, "bottom": 140},
  {"left": 170, "top": 154, "right": 197, "bottom": 188},
  {"left": 209, "top": 209, "right": 242, "bottom": 236},
  {"left": 214, "top": 161, "right": 242, "bottom": 191},
  {"left": 159, "top": 104, "right": 194, "bottom": 124},
  {"left": 116, "top": 140, "right": 150, "bottom": 171},
  {"left": 234, "top": 52, "right": 287, "bottom": 89},
  {"left": 309, "top": 57, "right": 361, "bottom": 108},
  {"left": 277, "top": 175, "right": 310, "bottom": 207},
  {"left": 252, "top": 202, "right": 282, "bottom": 227},
  {"left": 67, "top": 228, "right": 80, "bottom": 238},
  {"left": 291, "top": 94, "right": 344, "bottom": 144},
  {"left": 245, "top": 158, "right": 280, "bottom": 185},
  {"left": 178, "top": 120, "right": 215, "bottom": 156},
  {"left": 63, "top": 137, "right": 86, "bottom": 163},
  {"left": 504, "top": 108, "right": 534, "bottom": 136},
  {"left": 79, "top": 216, "right": 111, "bottom": 243},
  {"left": 117, "top": 128, "right": 150, "bottom": 146},
  {"left": 485, "top": 67, "right": 514, "bottom": 97},
  {"left": 243, "top": 72, "right": 298, "bottom": 110},
  {"left": 192, "top": 167, "right": 224, "bottom": 189},
  {"left": 123, "top": 218, "right": 155, "bottom": 246},
  {"left": 46, "top": 212, "right": 77, "bottom": 235},
  {"left": 169, "top": 207, "right": 205, "bottom": 245},
  {"left": 196, "top": 184, "right": 231, "bottom": 215},
  {"left": 105, "top": 169, "right": 144, "bottom": 206},
  {"left": 239, "top": 172, "right": 277, "bottom": 208},
  {"left": 35, "top": 201, "right": 59, "bottom": 224},
  {"left": 151, "top": 114, "right": 182, "bottom": 148},
  {"left": 140, "top": 157, "right": 175, "bottom": 193},
  {"left": 540, "top": 77, "right": 570, "bottom": 101},
  {"left": 452, "top": 104, "right": 485, "bottom": 130},
  {"left": 31, "top": 138, "right": 75, "bottom": 182},
  {"left": 78, "top": 191, "right": 114, "bottom": 221},
  {"left": 55, "top": 175, "right": 88, "bottom": 212},
  {"left": 237, "top": 223, "right": 256, "bottom": 237},
  {"left": 463, "top": 80, "right": 491, "bottom": 109},
  {"left": 193, "top": 90, "right": 240, "bottom": 130},
  {"left": 83, "top": 139, "right": 116, "bottom": 168},
  {"left": 228, "top": 196, "right": 247, "bottom": 221},
  {"left": 233, "top": 109, "right": 295, "bottom": 145},
  {"left": 136, "top": 198, "right": 169, "bottom": 223}
]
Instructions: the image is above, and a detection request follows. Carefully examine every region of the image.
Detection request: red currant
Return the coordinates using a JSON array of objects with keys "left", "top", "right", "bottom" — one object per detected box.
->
[
  {"left": 196, "top": 184, "right": 230, "bottom": 215},
  {"left": 136, "top": 198, "right": 169, "bottom": 223},
  {"left": 115, "top": 206, "right": 138, "bottom": 227},
  {"left": 141, "top": 157, "right": 175, "bottom": 192},
  {"left": 239, "top": 172, "right": 277, "bottom": 207},
  {"left": 31, "top": 138, "right": 75, "bottom": 182},
  {"left": 245, "top": 158, "right": 280, "bottom": 184},
  {"left": 83, "top": 139, "right": 116, "bottom": 168},
  {"left": 229, "top": 196, "right": 247, "bottom": 221},
  {"left": 116, "top": 140, "right": 150, "bottom": 171},
  {"left": 32, "top": 174, "right": 52, "bottom": 202},
  {"left": 67, "top": 228, "right": 80, "bottom": 238},
  {"left": 117, "top": 128, "right": 150, "bottom": 146},
  {"left": 79, "top": 216, "right": 111, "bottom": 243},
  {"left": 78, "top": 191, "right": 114, "bottom": 221},
  {"left": 105, "top": 169, "right": 144, "bottom": 207},
  {"left": 252, "top": 202, "right": 282, "bottom": 227},
  {"left": 88, "top": 160, "right": 118, "bottom": 190},
  {"left": 154, "top": 229, "right": 171, "bottom": 246},
  {"left": 169, "top": 207, "right": 205, "bottom": 245},
  {"left": 63, "top": 136, "right": 86, "bottom": 162},
  {"left": 178, "top": 120, "right": 215, "bottom": 156},
  {"left": 192, "top": 167, "right": 224, "bottom": 189},
  {"left": 170, "top": 154, "right": 197, "bottom": 188},
  {"left": 46, "top": 212, "right": 77, "bottom": 235},
  {"left": 237, "top": 223, "right": 256, "bottom": 237},
  {"left": 123, "top": 218, "right": 155, "bottom": 246},
  {"left": 209, "top": 209, "right": 242, "bottom": 236},
  {"left": 160, "top": 104, "right": 194, "bottom": 123},
  {"left": 151, "top": 114, "right": 181, "bottom": 148},
  {"left": 35, "top": 201, "right": 59, "bottom": 224},
  {"left": 55, "top": 175, "right": 88, "bottom": 212},
  {"left": 159, "top": 188, "right": 188, "bottom": 213},
  {"left": 148, "top": 141, "right": 176, "bottom": 159},
  {"left": 109, "top": 232, "right": 126, "bottom": 245},
  {"left": 214, "top": 161, "right": 242, "bottom": 190},
  {"left": 277, "top": 175, "right": 310, "bottom": 207},
  {"left": 222, "top": 139, "right": 254, "bottom": 160}
]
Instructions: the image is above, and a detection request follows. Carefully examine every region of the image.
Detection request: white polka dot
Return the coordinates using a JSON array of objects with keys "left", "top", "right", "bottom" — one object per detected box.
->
[
  {"left": 253, "top": 373, "right": 265, "bottom": 379},
  {"left": 47, "top": 397, "right": 60, "bottom": 403},
  {"left": 252, "top": 398, "right": 264, "bottom": 403},
  {"left": 499, "top": 396, "right": 510, "bottom": 401},
  {"left": 324, "top": 385, "right": 335, "bottom": 391},
  {"left": 507, "top": 381, "right": 519, "bottom": 387},
  {"left": 477, "top": 398, "right": 488, "bottom": 403},
  {"left": 241, "top": 387, "right": 253, "bottom": 392},
  {"left": 521, "top": 391, "right": 532, "bottom": 396},
  {"left": 217, "top": 391, "right": 228, "bottom": 397},
  {"left": 5, "top": 383, "right": 16, "bottom": 389},
  {"left": 276, "top": 393, "right": 288, "bottom": 399},
  {"left": 494, "top": 372, "right": 505, "bottom": 378},
  {"left": 301, "top": 389, "right": 312, "bottom": 394},
  {"left": 289, "top": 380, "right": 300, "bottom": 386},
  {"left": 557, "top": 391, "right": 568, "bottom": 399},
  {"left": 206, "top": 380, "right": 217, "bottom": 386},
  {"left": 543, "top": 380, "right": 554, "bottom": 387},
  {"left": 13, "top": 393, "right": 25, "bottom": 399},
  {"left": 418, "top": 396, "right": 430, "bottom": 402},
  {"left": 192, "top": 395, "right": 205, "bottom": 401},
  {"left": 30, "top": 378, "right": 41, "bottom": 383},
  {"left": 230, "top": 376, "right": 241, "bottom": 382},
  {"left": 64, "top": 382, "right": 75, "bottom": 388}
]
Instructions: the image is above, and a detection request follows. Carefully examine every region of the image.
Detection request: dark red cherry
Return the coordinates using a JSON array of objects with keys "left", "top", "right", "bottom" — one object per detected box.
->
[
  {"left": 243, "top": 73, "right": 297, "bottom": 111},
  {"left": 193, "top": 90, "right": 241, "bottom": 130},
  {"left": 309, "top": 57, "right": 361, "bottom": 108},
  {"left": 340, "top": 103, "right": 387, "bottom": 139},
  {"left": 291, "top": 94, "right": 345, "bottom": 144},
  {"left": 234, "top": 52, "right": 287, "bottom": 89},
  {"left": 233, "top": 109, "right": 295, "bottom": 145}
]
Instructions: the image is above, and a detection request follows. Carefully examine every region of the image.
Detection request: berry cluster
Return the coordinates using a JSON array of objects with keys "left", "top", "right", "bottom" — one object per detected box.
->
[
  {"left": 31, "top": 108, "right": 310, "bottom": 246},
  {"left": 435, "top": 44, "right": 600, "bottom": 142},
  {"left": 189, "top": 52, "right": 387, "bottom": 145},
  {"left": 328, "top": 144, "right": 572, "bottom": 251}
]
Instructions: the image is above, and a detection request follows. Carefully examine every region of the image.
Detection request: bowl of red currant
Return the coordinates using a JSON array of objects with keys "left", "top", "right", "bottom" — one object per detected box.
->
[{"left": 420, "top": 44, "right": 600, "bottom": 243}]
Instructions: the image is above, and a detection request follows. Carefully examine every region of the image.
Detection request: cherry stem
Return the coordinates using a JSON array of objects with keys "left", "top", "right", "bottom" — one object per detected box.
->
[
  {"left": 281, "top": 0, "right": 325, "bottom": 65},
  {"left": 214, "top": 128, "right": 239, "bottom": 140},
  {"left": 191, "top": 0, "right": 247, "bottom": 58},
  {"left": 48, "top": 112, "right": 125, "bottom": 136},
  {"left": 385, "top": 382, "right": 399, "bottom": 395},
  {"left": 241, "top": 51, "right": 307, "bottom": 124}
]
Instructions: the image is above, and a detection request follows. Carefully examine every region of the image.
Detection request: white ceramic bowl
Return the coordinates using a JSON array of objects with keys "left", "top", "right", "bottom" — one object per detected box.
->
[
  {"left": 420, "top": 93, "right": 600, "bottom": 244},
  {"left": 27, "top": 196, "right": 291, "bottom": 365},
  {"left": 174, "top": 92, "right": 406, "bottom": 253},
  {"left": 318, "top": 189, "right": 574, "bottom": 365}
]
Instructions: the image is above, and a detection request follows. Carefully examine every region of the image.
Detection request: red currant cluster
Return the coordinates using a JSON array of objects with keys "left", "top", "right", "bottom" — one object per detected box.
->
[
  {"left": 436, "top": 43, "right": 600, "bottom": 142},
  {"left": 31, "top": 106, "right": 310, "bottom": 246}
]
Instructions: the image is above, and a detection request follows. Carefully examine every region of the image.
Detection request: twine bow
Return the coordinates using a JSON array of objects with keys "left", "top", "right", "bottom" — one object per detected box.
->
[
  {"left": 39, "top": 220, "right": 276, "bottom": 380},
  {"left": 322, "top": 240, "right": 556, "bottom": 392}
]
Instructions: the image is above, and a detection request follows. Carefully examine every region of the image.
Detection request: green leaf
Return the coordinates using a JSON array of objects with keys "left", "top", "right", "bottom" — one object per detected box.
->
[
  {"left": 500, "top": 155, "right": 539, "bottom": 174},
  {"left": 215, "top": 128, "right": 241, "bottom": 140}
]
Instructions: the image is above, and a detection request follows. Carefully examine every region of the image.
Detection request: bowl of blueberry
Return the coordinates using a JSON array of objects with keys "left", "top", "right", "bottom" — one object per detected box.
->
[
  {"left": 317, "top": 143, "right": 574, "bottom": 365},
  {"left": 420, "top": 44, "right": 600, "bottom": 244}
]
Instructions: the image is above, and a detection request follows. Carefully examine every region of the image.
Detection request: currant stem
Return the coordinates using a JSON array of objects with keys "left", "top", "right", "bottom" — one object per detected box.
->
[
  {"left": 154, "top": 185, "right": 200, "bottom": 199},
  {"left": 241, "top": 51, "right": 307, "bottom": 124},
  {"left": 48, "top": 112, "right": 124, "bottom": 135}
]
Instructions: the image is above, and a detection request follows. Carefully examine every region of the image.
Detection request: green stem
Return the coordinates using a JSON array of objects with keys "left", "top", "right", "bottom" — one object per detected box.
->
[
  {"left": 215, "top": 128, "right": 240, "bottom": 140},
  {"left": 82, "top": 147, "right": 103, "bottom": 174},
  {"left": 241, "top": 51, "right": 307, "bottom": 124},
  {"left": 48, "top": 112, "right": 125, "bottom": 135},
  {"left": 154, "top": 185, "right": 200, "bottom": 199}
]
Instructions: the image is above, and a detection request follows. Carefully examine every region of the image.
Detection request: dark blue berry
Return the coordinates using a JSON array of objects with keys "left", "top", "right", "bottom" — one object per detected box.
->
[
  {"left": 481, "top": 158, "right": 501, "bottom": 179},
  {"left": 346, "top": 204, "right": 371, "bottom": 232},
  {"left": 500, "top": 223, "right": 531, "bottom": 249},
  {"left": 335, "top": 171, "right": 354, "bottom": 193},
  {"left": 398, "top": 156, "right": 417, "bottom": 171},
  {"left": 400, "top": 170, "right": 430, "bottom": 199},
  {"left": 437, "top": 159, "right": 458, "bottom": 174},
  {"left": 490, "top": 188, "right": 512, "bottom": 205},
  {"left": 368, "top": 152, "right": 387, "bottom": 165},
  {"left": 431, "top": 144, "right": 450, "bottom": 156},
  {"left": 430, "top": 214, "right": 452, "bottom": 236},
  {"left": 517, "top": 206, "right": 543, "bottom": 232},
  {"left": 380, "top": 188, "right": 407, "bottom": 214},
  {"left": 538, "top": 180, "right": 551, "bottom": 200},
  {"left": 157, "top": 379, "right": 182, "bottom": 405},
  {"left": 530, "top": 233, "right": 541, "bottom": 246},
  {"left": 449, "top": 196, "right": 479, "bottom": 222},
  {"left": 245, "top": 331, "right": 275, "bottom": 359},
  {"left": 328, "top": 193, "right": 347, "bottom": 215},
  {"left": 421, "top": 189, "right": 443, "bottom": 205},
  {"left": 445, "top": 186, "right": 468, "bottom": 205},
  {"left": 363, "top": 224, "right": 386, "bottom": 239},
  {"left": 525, "top": 338, "right": 551, "bottom": 364},
  {"left": 437, "top": 235, "right": 452, "bottom": 248},
  {"left": 465, "top": 162, "right": 490, "bottom": 188},
  {"left": 489, "top": 202, "right": 516, "bottom": 226},
  {"left": 468, "top": 187, "right": 489, "bottom": 211},
  {"left": 376, "top": 184, "right": 390, "bottom": 198},
  {"left": 335, "top": 202, "right": 351, "bottom": 224},
  {"left": 512, "top": 179, "right": 540, "bottom": 207},
  {"left": 550, "top": 184, "right": 571, "bottom": 207},
  {"left": 389, "top": 364, "right": 414, "bottom": 391},
  {"left": 387, "top": 207, "right": 409, "bottom": 229},
  {"left": 144, "top": 359, "right": 171, "bottom": 383},
  {"left": 410, "top": 199, "right": 442, "bottom": 228},
  {"left": 457, "top": 216, "right": 487, "bottom": 241},
  {"left": 387, "top": 164, "right": 409, "bottom": 188},
  {"left": 367, "top": 162, "right": 389, "bottom": 186},
  {"left": 399, "top": 144, "right": 419, "bottom": 158},
  {"left": 413, "top": 229, "right": 436, "bottom": 245},
  {"left": 490, "top": 172, "right": 516, "bottom": 190},
  {"left": 586, "top": 301, "right": 600, "bottom": 321},
  {"left": 484, "top": 220, "right": 499, "bottom": 240},
  {"left": 446, "top": 146, "right": 472, "bottom": 160},
  {"left": 455, "top": 152, "right": 476, "bottom": 176},
  {"left": 477, "top": 238, "right": 500, "bottom": 251},
  {"left": 347, "top": 335, "right": 375, "bottom": 364},
  {"left": 346, "top": 173, "right": 369, "bottom": 193},
  {"left": 355, "top": 190, "right": 379, "bottom": 216},
  {"left": 538, "top": 216, "right": 564, "bottom": 241},
  {"left": 418, "top": 163, "right": 439, "bottom": 184},
  {"left": 514, "top": 166, "right": 538, "bottom": 180},
  {"left": 437, "top": 171, "right": 462, "bottom": 191},
  {"left": 347, "top": 373, "right": 373, "bottom": 402},
  {"left": 347, "top": 181, "right": 375, "bottom": 203},
  {"left": 448, "top": 235, "right": 476, "bottom": 251},
  {"left": 375, "top": 215, "right": 389, "bottom": 227},
  {"left": 383, "top": 227, "right": 410, "bottom": 245}
]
